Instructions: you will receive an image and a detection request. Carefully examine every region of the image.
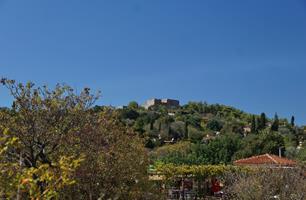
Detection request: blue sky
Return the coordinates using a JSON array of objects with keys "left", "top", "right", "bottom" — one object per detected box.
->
[{"left": 0, "top": 0, "right": 306, "bottom": 124}]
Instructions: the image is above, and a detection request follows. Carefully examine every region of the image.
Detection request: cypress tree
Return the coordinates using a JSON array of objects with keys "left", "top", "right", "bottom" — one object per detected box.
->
[
  {"left": 259, "top": 112, "right": 267, "bottom": 130},
  {"left": 184, "top": 121, "right": 189, "bottom": 139},
  {"left": 271, "top": 113, "right": 279, "bottom": 131},
  {"left": 256, "top": 117, "right": 261, "bottom": 131},
  {"left": 251, "top": 115, "right": 257, "bottom": 133},
  {"left": 291, "top": 116, "right": 295, "bottom": 127}
]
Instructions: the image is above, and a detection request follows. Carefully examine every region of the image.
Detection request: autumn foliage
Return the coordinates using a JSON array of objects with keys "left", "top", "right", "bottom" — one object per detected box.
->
[{"left": 0, "top": 79, "right": 157, "bottom": 200}]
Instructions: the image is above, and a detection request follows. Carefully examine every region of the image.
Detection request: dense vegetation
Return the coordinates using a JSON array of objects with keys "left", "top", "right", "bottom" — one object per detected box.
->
[
  {"left": 114, "top": 101, "right": 306, "bottom": 165},
  {"left": 0, "top": 79, "right": 305, "bottom": 199},
  {"left": 0, "top": 79, "right": 159, "bottom": 199}
]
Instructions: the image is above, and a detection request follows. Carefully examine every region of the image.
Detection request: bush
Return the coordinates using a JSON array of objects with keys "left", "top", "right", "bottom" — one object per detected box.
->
[
  {"left": 206, "top": 118, "right": 223, "bottom": 131},
  {"left": 224, "top": 168, "right": 306, "bottom": 200},
  {"left": 188, "top": 126, "right": 204, "bottom": 142}
]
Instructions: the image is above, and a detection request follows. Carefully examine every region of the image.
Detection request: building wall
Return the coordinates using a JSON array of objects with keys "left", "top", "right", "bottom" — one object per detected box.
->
[
  {"left": 143, "top": 98, "right": 180, "bottom": 109},
  {"left": 162, "top": 99, "right": 180, "bottom": 108},
  {"left": 143, "top": 99, "right": 161, "bottom": 109}
]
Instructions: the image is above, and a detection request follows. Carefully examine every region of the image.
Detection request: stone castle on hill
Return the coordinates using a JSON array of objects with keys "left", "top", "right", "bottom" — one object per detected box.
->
[{"left": 143, "top": 98, "right": 180, "bottom": 109}]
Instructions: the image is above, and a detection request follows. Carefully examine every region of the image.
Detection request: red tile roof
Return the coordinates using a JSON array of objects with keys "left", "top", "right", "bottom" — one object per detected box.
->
[{"left": 234, "top": 154, "right": 297, "bottom": 166}]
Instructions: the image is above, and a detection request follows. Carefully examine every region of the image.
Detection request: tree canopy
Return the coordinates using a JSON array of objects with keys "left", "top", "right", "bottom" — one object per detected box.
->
[{"left": 0, "top": 79, "right": 158, "bottom": 200}]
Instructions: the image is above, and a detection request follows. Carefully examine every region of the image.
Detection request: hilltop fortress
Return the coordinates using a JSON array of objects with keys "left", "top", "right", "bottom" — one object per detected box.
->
[{"left": 143, "top": 98, "right": 180, "bottom": 109}]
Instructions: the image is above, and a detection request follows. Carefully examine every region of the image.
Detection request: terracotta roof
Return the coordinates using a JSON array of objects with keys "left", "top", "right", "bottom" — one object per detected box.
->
[{"left": 234, "top": 154, "right": 297, "bottom": 166}]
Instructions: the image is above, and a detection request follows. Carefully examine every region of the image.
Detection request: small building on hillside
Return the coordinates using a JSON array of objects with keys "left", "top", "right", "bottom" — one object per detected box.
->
[
  {"left": 243, "top": 126, "right": 251, "bottom": 134},
  {"left": 143, "top": 99, "right": 162, "bottom": 109},
  {"left": 143, "top": 98, "right": 180, "bottom": 109},
  {"left": 234, "top": 154, "right": 297, "bottom": 168}
]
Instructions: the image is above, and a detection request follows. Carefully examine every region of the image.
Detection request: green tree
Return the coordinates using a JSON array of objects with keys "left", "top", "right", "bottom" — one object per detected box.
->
[
  {"left": 205, "top": 133, "right": 242, "bottom": 164},
  {"left": 128, "top": 101, "right": 139, "bottom": 109},
  {"left": 206, "top": 118, "right": 223, "bottom": 131},
  {"left": 170, "top": 121, "right": 185, "bottom": 140},
  {"left": 152, "top": 134, "right": 242, "bottom": 165},
  {"left": 291, "top": 116, "right": 295, "bottom": 127},
  {"left": 258, "top": 112, "right": 267, "bottom": 130},
  {"left": 188, "top": 126, "right": 203, "bottom": 142},
  {"left": 134, "top": 118, "right": 145, "bottom": 134},
  {"left": 151, "top": 142, "right": 193, "bottom": 165},
  {"left": 234, "top": 130, "right": 285, "bottom": 159},
  {"left": 271, "top": 113, "right": 279, "bottom": 131},
  {"left": 297, "top": 147, "right": 306, "bottom": 164},
  {"left": 120, "top": 108, "right": 139, "bottom": 120},
  {"left": 184, "top": 121, "right": 189, "bottom": 139},
  {"left": 251, "top": 115, "right": 257, "bottom": 133}
]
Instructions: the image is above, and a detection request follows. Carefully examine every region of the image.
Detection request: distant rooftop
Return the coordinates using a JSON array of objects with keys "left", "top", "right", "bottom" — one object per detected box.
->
[{"left": 234, "top": 154, "right": 297, "bottom": 167}]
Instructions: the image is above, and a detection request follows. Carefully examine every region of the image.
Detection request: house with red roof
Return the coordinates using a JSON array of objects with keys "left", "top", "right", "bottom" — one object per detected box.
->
[{"left": 234, "top": 154, "right": 297, "bottom": 168}]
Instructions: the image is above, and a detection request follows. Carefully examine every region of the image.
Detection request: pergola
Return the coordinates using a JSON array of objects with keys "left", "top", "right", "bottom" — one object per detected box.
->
[{"left": 149, "top": 164, "right": 250, "bottom": 199}]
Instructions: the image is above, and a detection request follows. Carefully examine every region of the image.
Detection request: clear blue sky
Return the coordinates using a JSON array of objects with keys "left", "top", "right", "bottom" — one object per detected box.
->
[{"left": 0, "top": 0, "right": 306, "bottom": 124}]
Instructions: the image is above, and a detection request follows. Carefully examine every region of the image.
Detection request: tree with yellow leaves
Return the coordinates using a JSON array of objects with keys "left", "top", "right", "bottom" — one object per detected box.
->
[{"left": 0, "top": 78, "right": 99, "bottom": 199}]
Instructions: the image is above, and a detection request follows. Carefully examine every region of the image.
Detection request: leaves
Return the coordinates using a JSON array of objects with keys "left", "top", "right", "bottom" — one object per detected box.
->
[
  {"left": 19, "top": 155, "right": 83, "bottom": 200},
  {"left": 154, "top": 163, "right": 251, "bottom": 181},
  {"left": 0, "top": 79, "right": 99, "bottom": 199}
]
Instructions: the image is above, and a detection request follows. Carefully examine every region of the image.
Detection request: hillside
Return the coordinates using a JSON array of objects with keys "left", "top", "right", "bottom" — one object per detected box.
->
[
  {"left": 0, "top": 78, "right": 305, "bottom": 199},
  {"left": 97, "top": 101, "right": 306, "bottom": 165}
]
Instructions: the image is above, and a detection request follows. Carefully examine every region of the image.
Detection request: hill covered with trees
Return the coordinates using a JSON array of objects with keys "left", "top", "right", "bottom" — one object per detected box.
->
[{"left": 106, "top": 100, "right": 306, "bottom": 165}]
